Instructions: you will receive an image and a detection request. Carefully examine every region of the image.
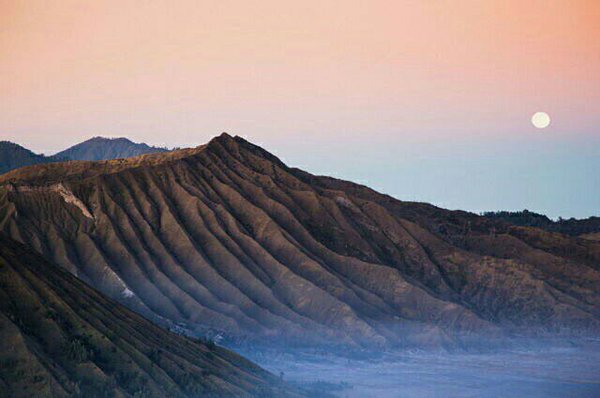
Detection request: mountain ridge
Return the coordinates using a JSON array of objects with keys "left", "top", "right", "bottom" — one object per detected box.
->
[
  {"left": 0, "top": 133, "right": 598, "bottom": 350},
  {"left": 54, "top": 136, "right": 169, "bottom": 162},
  {"left": 0, "top": 137, "right": 170, "bottom": 176},
  {"left": 0, "top": 141, "right": 66, "bottom": 175}
]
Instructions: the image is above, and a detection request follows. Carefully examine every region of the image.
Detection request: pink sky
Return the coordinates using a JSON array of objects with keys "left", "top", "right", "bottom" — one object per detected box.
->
[
  {"left": 1, "top": 1, "right": 599, "bottom": 217},
  {"left": 2, "top": 0, "right": 599, "bottom": 151}
]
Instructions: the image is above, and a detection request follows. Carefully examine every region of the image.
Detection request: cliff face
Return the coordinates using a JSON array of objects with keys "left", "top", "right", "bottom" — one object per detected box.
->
[
  {"left": 0, "top": 235, "right": 297, "bottom": 398},
  {"left": 0, "top": 133, "right": 598, "bottom": 349}
]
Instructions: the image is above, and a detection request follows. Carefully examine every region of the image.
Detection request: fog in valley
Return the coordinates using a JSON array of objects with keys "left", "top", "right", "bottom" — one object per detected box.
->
[{"left": 237, "top": 338, "right": 600, "bottom": 398}]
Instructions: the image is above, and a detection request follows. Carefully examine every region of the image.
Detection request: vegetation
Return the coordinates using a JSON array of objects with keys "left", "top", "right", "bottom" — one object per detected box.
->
[
  {"left": 483, "top": 209, "right": 600, "bottom": 236},
  {"left": 0, "top": 236, "right": 301, "bottom": 398}
]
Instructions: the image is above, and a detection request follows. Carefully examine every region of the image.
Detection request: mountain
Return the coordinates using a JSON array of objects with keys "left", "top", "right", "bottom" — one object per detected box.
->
[
  {"left": 0, "top": 137, "right": 169, "bottom": 176},
  {"left": 0, "top": 133, "right": 598, "bottom": 349},
  {"left": 54, "top": 137, "right": 169, "bottom": 161},
  {"left": 0, "top": 141, "right": 62, "bottom": 175},
  {"left": 0, "top": 234, "right": 298, "bottom": 398},
  {"left": 483, "top": 210, "right": 600, "bottom": 239}
]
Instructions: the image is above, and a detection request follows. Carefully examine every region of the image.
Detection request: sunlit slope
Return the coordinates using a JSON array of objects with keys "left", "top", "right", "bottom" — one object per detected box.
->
[
  {"left": 0, "top": 133, "right": 598, "bottom": 348},
  {"left": 0, "top": 235, "right": 297, "bottom": 398}
]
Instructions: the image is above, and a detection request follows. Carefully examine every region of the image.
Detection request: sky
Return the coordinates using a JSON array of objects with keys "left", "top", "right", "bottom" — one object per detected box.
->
[{"left": 1, "top": 0, "right": 599, "bottom": 218}]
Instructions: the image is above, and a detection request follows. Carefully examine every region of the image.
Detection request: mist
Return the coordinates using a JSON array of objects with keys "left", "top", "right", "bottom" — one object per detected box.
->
[{"left": 235, "top": 337, "right": 600, "bottom": 398}]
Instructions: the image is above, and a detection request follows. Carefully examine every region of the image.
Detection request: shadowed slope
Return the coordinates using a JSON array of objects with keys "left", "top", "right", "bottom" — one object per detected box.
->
[
  {"left": 0, "top": 141, "right": 64, "bottom": 175},
  {"left": 0, "top": 133, "right": 598, "bottom": 349},
  {"left": 0, "top": 235, "right": 299, "bottom": 398}
]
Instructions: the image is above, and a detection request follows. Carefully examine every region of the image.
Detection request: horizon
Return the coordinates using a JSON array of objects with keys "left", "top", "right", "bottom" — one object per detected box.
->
[
  {"left": 2, "top": 1, "right": 599, "bottom": 218},
  {"left": 3, "top": 131, "right": 598, "bottom": 220}
]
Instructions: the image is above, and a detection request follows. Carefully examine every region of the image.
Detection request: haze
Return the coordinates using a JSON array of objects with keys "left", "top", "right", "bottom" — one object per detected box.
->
[{"left": 1, "top": 0, "right": 599, "bottom": 218}]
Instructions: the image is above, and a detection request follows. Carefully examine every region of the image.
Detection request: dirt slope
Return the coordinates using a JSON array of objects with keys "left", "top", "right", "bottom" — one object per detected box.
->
[
  {"left": 0, "top": 133, "right": 598, "bottom": 349},
  {"left": 0, "top": 235, "right": 297, "bottom": 398}
]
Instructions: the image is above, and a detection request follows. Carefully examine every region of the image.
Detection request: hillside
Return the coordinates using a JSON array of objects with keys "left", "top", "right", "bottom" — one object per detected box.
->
[
  {"left": 0, "top": 235, "right": 298, "bottom": 398},
  {"left": 0, "top": 133, "right": 598, "bottom": 349},
  {"left": 0, "top": 141, "right": 61, "bottom": 175},
  {"left": 54, "top": 137, "right": 169, "bottom": 161}
]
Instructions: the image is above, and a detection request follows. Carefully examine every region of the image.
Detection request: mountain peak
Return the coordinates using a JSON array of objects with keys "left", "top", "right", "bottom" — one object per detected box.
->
[
  {"left": 0, "top": 134, "right": 255, "bottom": 185},
  {"left": 0, "top": 136, "right": 171, "bottom": 176},
  {"left": 0, "top": 140, "right": 26, "bottom": 148},
  {"left": 86, "top": 136, "right": 135, "bottom": 143},
  {"left": 0, "top": 140, "right": 39, "bottom": 153},
  {"left": 217, "top": 131, "right": 235, "bottom": 140},
  {"left": 2, "top": 133, "right": 598, "bottom": 350},
  {"left": 207, "top": 132, "right": 240, "bottom": 146},
  {"left": 54, "top": 135, "right": 168, "bottom": 162}
]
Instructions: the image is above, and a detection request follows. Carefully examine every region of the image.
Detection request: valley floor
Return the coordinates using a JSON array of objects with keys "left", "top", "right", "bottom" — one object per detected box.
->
[{"left": 241, "top": 339, "right": 600, "bottom": 398}]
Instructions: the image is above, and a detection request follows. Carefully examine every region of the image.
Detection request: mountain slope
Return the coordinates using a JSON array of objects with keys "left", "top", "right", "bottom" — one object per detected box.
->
[
  {"left": 0, "top": 133, "right": 598, "bottom": 349},
  {"left": 0, "top": 234, "right": 297, "bottom": 398},
  {"left": 0, "top": 141, "right": 61, "bottom": 175},
  {"left": 54, "top": 137, "right": 168, "bottom": 161}
]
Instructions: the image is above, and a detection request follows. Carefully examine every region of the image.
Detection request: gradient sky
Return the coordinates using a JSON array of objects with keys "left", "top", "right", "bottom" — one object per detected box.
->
[{"left": 1, "top": 1, "right": 599, "bottom": 218}]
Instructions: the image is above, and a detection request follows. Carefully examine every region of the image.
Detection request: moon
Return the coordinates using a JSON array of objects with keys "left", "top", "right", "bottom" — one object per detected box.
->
[{"left": 531, "top": 111, "right": 551, "bottom": 129}]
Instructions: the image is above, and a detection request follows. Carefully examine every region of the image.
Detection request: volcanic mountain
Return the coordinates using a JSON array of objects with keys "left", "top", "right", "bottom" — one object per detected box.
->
[
  {"left": 0, "top": 234, "right": 297, "bottom": 398},
  {"left": 0, "top": 133, "right": 598, "bottom": 349},
  {"left": 0, "top": 137, "right": 168, "bottom": 175},
  {"left": 54, "top": 136, "right": 169, "bottom": 162}
]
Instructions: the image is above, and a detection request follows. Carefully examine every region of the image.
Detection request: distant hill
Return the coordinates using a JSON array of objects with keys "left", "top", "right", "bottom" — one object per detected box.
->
[
  {"left": 0, "top": 137, "right": 169, "bottom": 175},
  {"left": 483, "top": 210, "right": 600, "bottom": 238},
  {"left": 54, "top": 137, "right": 169, "bottom": 161},
  {"left": 0, "top": 141, "right": 63, "bottom": 175},
  {"left": 0, "top": 234, "right": 298, "bottom": 398}
]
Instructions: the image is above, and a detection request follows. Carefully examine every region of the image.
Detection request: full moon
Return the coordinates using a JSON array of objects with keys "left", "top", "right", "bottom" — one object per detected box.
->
[{"left": 531, "top": 111, "right": 551, "bottom": 129}]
